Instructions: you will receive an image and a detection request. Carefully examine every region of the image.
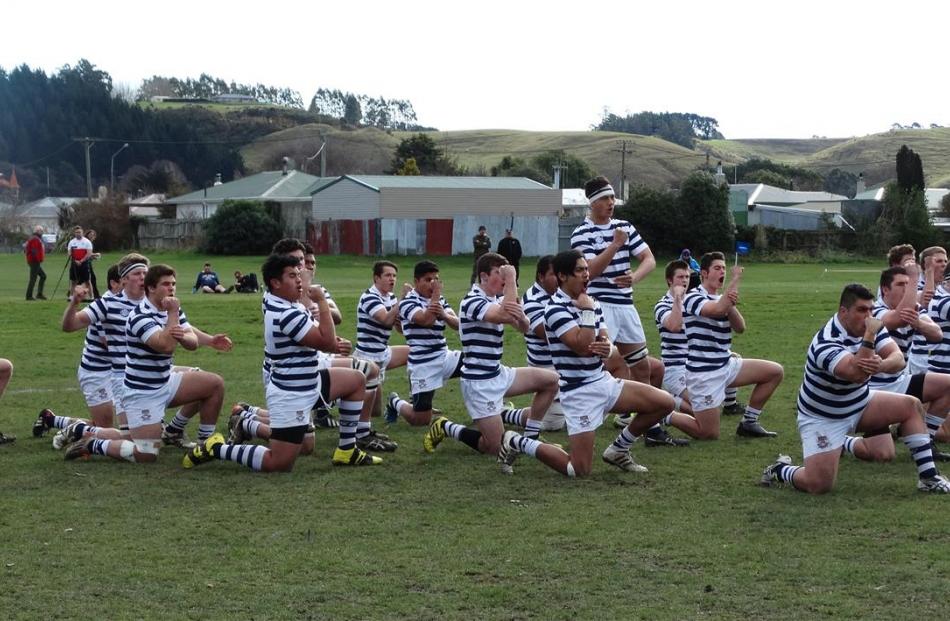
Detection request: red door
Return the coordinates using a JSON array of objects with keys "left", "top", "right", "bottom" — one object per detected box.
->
[{"left": 425, "top": 219, "right": 453, "bottom": 256}]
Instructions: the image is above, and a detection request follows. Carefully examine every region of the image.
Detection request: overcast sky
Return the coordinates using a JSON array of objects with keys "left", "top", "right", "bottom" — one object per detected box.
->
[{"left": 3, "top": 0, "right": 946, "bottom": 140}]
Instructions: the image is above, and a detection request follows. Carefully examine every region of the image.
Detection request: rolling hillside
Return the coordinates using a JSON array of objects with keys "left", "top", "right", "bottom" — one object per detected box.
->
[{"left": 240, "top": 123, "right": 950, "bottom": 190}]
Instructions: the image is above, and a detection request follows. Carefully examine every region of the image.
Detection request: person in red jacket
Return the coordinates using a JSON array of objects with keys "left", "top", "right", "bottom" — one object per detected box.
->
[{"left": 25, "top": 225, "right": 47, "bottom": 301}]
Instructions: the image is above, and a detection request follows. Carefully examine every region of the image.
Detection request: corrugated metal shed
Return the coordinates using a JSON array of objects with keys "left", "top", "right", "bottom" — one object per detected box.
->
[{"left": 170, "top": 171, "right": 331, "bottom": 205}]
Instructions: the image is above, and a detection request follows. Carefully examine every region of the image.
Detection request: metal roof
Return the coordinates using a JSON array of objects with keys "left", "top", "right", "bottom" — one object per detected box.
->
[
  {"left": 17, "top": 197, "right": 84, "bottom": 218},
  {"left": 312, "top": 175, "right": 551, "bottom": 195},
  {"left": 170, "top": 171, "right": 330, "bottom": 204},
  {"left": 729, "top": 183, "right": 846, "bottom": 206}
]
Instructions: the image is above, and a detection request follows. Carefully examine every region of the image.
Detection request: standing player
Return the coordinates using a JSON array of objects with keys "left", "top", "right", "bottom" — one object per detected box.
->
[
  {"left": 422, "top": 253, "right": 560, "bottom": 474},
  {"left": 62, "top": 264, "right": 224, "bottom": 462},
  {"left": 66, "top": 226, "right": 97, "bottom": 298},
  {"left": 762, "top": 284, "right": 950, "bottom": 494},
  {"left": 386, "top": 261, "right": 462, "bottom": 427},
  {"left": 355, "top": 261, "right": 410, "bottom": 418},
  {"left": 570, "top": 176, "right": 655, "bottom": 384},
  {"left": 185, "top": 253, "right": 379, "bottom": 470},
  {"left": 682, "top": 252, "right": 783, "bottom": 439}
]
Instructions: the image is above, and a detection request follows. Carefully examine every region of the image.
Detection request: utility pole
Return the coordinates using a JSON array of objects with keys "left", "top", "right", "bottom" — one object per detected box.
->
[
  {"left": 74, "top": 137, "right": 96, "bottom": 199},
  {"left": 612, "top": 140, "right": 633, "bottom": 201}
]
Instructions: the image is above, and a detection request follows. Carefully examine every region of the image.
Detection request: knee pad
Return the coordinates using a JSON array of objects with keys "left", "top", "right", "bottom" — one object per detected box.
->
[
  {"left": 118, "top": 440, "right": 136, "bottom": 462},
  {"left": 134, "top": 439, "right": 161, "bottom": 456},
  {"left": 624, "top": 346, "right": 649, "bottom": 367},
  {"left": 352, "top": 359, "right": 379, "bottom": 391}
]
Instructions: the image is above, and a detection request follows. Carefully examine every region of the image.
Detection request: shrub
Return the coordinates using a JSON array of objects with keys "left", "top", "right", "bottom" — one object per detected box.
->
[{"left": 201, "top": 200, "right": 283, "bottom": 255}]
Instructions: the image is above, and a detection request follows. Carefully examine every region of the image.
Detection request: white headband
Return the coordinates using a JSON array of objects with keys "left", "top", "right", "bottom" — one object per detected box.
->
[
  {"left": 120, "top": 262, "right": 148, "bottom": 277},
  {"left": 587, "top": 185, "right": 615, "bottom": 204}
]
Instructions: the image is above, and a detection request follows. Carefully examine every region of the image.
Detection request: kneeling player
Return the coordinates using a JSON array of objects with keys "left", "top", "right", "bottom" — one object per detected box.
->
[{"left": 762, "top": 284, "right": 950, "bottom": 494}]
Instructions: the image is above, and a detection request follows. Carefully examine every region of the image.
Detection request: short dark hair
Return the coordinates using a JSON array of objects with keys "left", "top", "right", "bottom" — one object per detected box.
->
[
  {"left": 887, "top": 244, "right": 916, "bottom": 267},
  {"left": 414, "top": 260, "right": 440, "bottom": 280},
  {"left": 665, "top": 260, "right": 690, "bottom": 282},
  {"left": 303, "top": 242, "right": 316, "bottom": 256},
  {"left": 271, "top": 238, "right": 306, "bottom": 255},
  {"left": 203, "top": 262, "right": 211, "bottom": 267},
  {"left": 373, "top": 260, "right": 398, "bottom": 277},
  {"left": 584, "top": 175, "right": 611, "bottom": 199},
  {"left": 478, "top": 225, "right": 486, "bottom": 232},
  {"left": 262, "top": 254, "right": 301, "bottom": 292},
  {"left": 476, "top": 252, "right": 508, "bottom": 280},
  {"left": 700, "top": 251, "right": 726, "bottom": 273},
  {"left": 839, "top": 283, "right": 874, "bottom": 309},
  {"left": 535, "top": 255, "right": 555, "bottom": 280},
  {"left": 880, "top": 266, "right": 907, "bottom": 290},
  {"left": 553, "top": 249, "right": 583, "bottom": 283},
  {"left": 107, "top": 264, "right": 121, "bottom": 286},
  {"left": 144, "top": 264, "right": 176, "bottom": 293}
]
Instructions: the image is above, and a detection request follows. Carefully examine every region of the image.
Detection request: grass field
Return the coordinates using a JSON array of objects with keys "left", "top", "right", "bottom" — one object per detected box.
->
[{"left": 1, "top": 252, "right": 948, "bottom": 620}]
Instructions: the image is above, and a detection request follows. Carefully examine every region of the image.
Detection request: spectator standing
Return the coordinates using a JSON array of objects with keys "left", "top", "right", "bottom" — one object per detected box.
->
[
  {"left": 496, "top": 229, "right": 523, "bottom": 284},
  {"left": 25, "top": 225, "right": 47, "bottom": 300},
  {"left": 67, "top": 226, "right": 95, "bottom": 300},
  {"left": 471, "top": 225, "right": 492, "bottom": 284}
]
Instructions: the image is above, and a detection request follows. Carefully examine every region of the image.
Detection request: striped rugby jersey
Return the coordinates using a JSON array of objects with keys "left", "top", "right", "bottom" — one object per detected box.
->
[
  {"left": 910, "top": 285, "right": 949, "bottom": 366},
  {"left": 459, "top": 285, "right": 504, "bottom": 380},
  {"left": 654, "top": 291, "right": 687, "bottom": 370},
  {"left": 355, "top": 285, "right": 397, "bottom": 358},
  {"left": 82, "top": 291, "right": 143, "bottom": 377},
  {"left": 124, "top": 298, "right": 190, "bottom": 391},
  {"left": 869, "top": 299, "right": 918, "bottom": 387},
  {"left": 544, "top": 288, "right": 607, "bottom": 391},
  {"left": 797, "top": 314, "right": 893, "bottom": 420},
  {"left": 399, "top": 289, "right": 455, "bottom": 366},
  {"left": 683, "top": 286, "right": 732, "bottom": 373},
  {"left": 926, "top": 293, "right": 950, "bottom": 373},
  {"left": 261, "top": 291, "right": 323, "bottom": 393},
  {"left": 77, "top": 291, "right": 117, "bottom": 373},
  {"left": 570, "top": 217, "right": 648, "bottom": 306},
  {"left": 522, "top": 282, "right": 552, "bottom": 367}
]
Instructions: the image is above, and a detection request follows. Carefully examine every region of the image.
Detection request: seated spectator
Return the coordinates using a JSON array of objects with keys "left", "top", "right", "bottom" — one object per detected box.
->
[
  {"left": 193, "top": 263, "right": 227, "bottom": 294},
  {"left": 225, "top": 270, "right": 260, "bottom": 294}
]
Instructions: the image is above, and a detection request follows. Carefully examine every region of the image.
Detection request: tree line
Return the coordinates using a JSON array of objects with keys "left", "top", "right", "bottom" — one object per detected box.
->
[
  {"left": 596, "top": 111, "right": 724, "bottom": 147},
  {"left": 308, "top": 88, "right": 430, "bottom": 131},
  {"left": 139, "top": 74, "right": 304, "bottom": 108}
]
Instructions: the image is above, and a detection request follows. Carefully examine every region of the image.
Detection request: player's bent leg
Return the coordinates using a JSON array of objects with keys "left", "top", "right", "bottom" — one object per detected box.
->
[
  {"left": 259, "top": 438, "right": 302, "bottom": 472},
  {"left": 685, "top": 407, "right": 721, "bottom": 440},
  {"left": 169, "top": 371, "right": 224, "bottom": 424},
  {"left": 300, "top": 432, "right": 315, "bottom": 455},
  {"left": 605, "top": 346, "right": 630, "bottom": 380},
  {"left": 790, "top": 449, "right": 842, "bottom": 495},
  {"left": 611, "top": 380, "right": 676, "bottom": 435},
  {"left": 387, "top": 346, "right": 410, "bottom": 370},
  {"left": 617, "top": 342, "right": 650, "bottom": 384},
  {"left": 504, "top": 367, "right": 559, "bottom": 423},
  {"left": 127, "top": 423, "right": 163, "bottom": 463},
  {"left": 87, "top": 401, "right": 114, "bottom": 429},
  {"left": 729, "top": 359, "right": 784, "bottom": 408},
  {"left": 648, "top": 357, "right": 665, "bottom": 389},
  {"left": 566, "top": 431, "right": 596, "bottom": 477},
  {"left": 474, "top": 415, "right": 505, "bottom": 455}
]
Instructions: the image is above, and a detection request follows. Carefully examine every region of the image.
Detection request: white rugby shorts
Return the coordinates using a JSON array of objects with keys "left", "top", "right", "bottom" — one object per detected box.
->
[
  {"left": 600, "top": 302, "right": 646, "bottom": 345},
  {"left": 461, "top": 365, "right": 517, "bottom": 420},
  {"left": 560, "top": 371, "right": 623, "bottom": 436}
]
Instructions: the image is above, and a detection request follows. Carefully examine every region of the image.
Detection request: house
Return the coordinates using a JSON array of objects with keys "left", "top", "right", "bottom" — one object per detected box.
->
[
  {"left": 6, "top": 197, "right": 84, "bottom": 236},
  {"left": 855, "top": 186, "right": 950, "bottom": 229},
  {"left": 166, "top": 170, "right": 332, "bottom": 239},
  {"left": 128, "top": 193, "right": 167, "bottom": 219},
  {"left": 729, "top": 183, "right": 849, "bottom": 230},
  {"left": 310, "top": 175, "right": 561, "bottom": 256}
]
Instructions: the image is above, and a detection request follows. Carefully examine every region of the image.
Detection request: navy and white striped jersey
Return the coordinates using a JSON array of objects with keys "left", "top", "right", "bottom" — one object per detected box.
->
[
  {"left": 797, "top": 314, "right": 893, "bottom": 420},
  {"left": 459, "top": 285, "right": 504, "bottom": 380},
  {"left": 682, "top": 286, "right": 732, "bottom": 373},
  {"left": 124, "top": 298, "right": 190, "bottom": 392},
  {"left": 926, "top": 293, "right": 950, "bottom": 374},
  {"left": 544, "top": 288, "right": 607, "bottom": 391},
  {"left": 910, "top": 285, "right": 948, "bottom": 366},
  {"left": 82, "top": 292, "right": 144, "bottom": 377},
  {"left": 654, "top": 291, "right": 688, "bottom": 369},
  {"left": 570, "top": 217, "right": 648, "bottom": 306},
  {"left": 399, "top": 290, "right": 455, "bottom": 366},
  {"left": 77, "top": 291, "right": 116, "bottom": 373},
  {"left": 869, "top": 300, "right": 917, "bottom": 387},
  {"left": 261, "top": 292, "right": 322, "bottom": 393},
  {"left": 355, "top": 285, "right": 396, "bottom": 358},
  {"left": 522, "top": 283, "right": 552, "bottom": 367}
]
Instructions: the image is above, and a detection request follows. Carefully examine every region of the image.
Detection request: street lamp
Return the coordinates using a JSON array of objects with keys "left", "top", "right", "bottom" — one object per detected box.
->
[{"left": 110, "top": 143, "right": 129, "bottom": 194}]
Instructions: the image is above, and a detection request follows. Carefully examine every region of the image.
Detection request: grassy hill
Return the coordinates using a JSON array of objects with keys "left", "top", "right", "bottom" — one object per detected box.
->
[
  {"left": 240, "top": 122, "right": 950, "bottom": 190},
  {"left": 241, "top": 126, "right": 714, "bottom": 189}
]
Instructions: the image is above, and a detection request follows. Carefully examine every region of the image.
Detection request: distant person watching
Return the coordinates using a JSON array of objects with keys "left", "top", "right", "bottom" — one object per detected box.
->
[
  {"left": 67, "top": 226, "right": 97, "bottom": 300},
  {"left": 496, "top": 228, "right": 523, "bottom": 283},
  {"left": 225, "top": 270, "right": 260, "bottom": 294},
  {"left": 25, "top": 225, "right": 47, "bottom": 301},
  {"left": 471, "top": 225, "right": 492, "bottom": 284},
  {"left": 193, "top": 263, "right": 227, "bottom": 294},
  {"left": 86, "top": 229, "right": 101, "bottom": 299},
  {"left": 680, "top": 249, "right": 701, "bottom": 290}
]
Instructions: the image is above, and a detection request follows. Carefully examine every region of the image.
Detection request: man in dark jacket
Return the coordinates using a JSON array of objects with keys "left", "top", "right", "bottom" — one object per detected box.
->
[
  {"left": 25, "top": 226, "right": 47, "bottom": 300},
  {"left": 497, "top": 229, "right": 523, "bottom": 284},
  {"left": 471, "top": 225, "right": 492, "bottom": 284}
]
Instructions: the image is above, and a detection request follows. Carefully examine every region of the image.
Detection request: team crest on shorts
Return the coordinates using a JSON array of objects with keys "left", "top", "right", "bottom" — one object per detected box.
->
[
  {"left": 486, "top": 400, "right": 495, "bottom": 411},
  {"left": 141, "top": 409, "right": 151, "bottom": 421},
  {"left": 579, "top": 415, "right": 590, "bottom": 427},
  {"left": 417, "top": 378, "right": 427, "bottom": 388},
  {"left": 97, "top": 388, "right": 108, "bottom": 399},
  {"left": 704, "top": 395, "right": 713, "bottom": 406},
  {"left": 296, "top": 410, "right": 305, "bottom": 422},
  {"left": 816, "top": 434, "right": 830, "bottom": 449}
]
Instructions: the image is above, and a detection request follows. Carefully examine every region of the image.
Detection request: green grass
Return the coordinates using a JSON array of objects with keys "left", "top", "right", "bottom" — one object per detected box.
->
[
  {"left": 702, "top": 138, "right": 848, "bottom": 164},
  {"left": 1, "top": 252, "right": 949, "bottom": 619}
]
